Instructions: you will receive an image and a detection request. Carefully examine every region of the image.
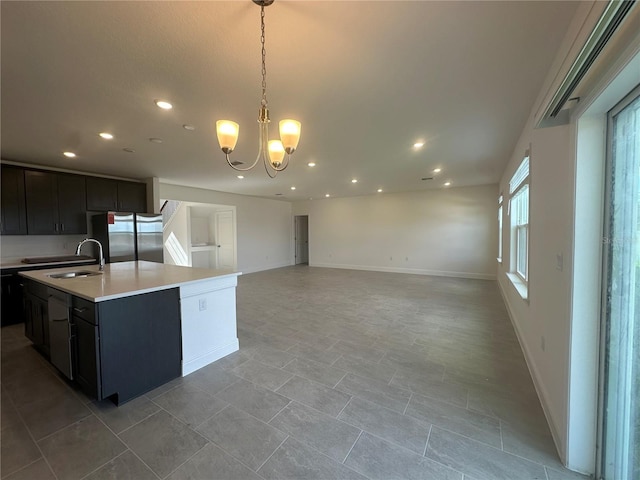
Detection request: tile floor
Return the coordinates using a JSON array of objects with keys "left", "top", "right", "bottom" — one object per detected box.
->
[{"left": 1, "top": 266, "right": 590, "bottom": 479}]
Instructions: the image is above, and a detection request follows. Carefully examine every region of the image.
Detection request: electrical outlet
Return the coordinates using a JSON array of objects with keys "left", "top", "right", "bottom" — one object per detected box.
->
[
  {"left": 405, "top": 256, "right": 408, "bottom": 261},
  {"left": 390, "top": 256, "right": 393, "bottom": 261},
  {"left": 540, "top": 336, "right": 546, "bottom": 351},
  {"left": 556, "top": 253, "right": 563, "bottom": 271},
  {"left": 198, "top": 299, "right": 207, "bottom": 311}
]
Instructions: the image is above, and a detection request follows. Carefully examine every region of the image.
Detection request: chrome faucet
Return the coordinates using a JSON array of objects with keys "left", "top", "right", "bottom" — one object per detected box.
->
[{"left": 76, "top": 238, "right": 105, "bottom": 271}]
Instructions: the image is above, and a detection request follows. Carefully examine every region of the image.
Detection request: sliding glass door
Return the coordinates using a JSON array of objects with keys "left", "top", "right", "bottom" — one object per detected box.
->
[{"left": 599, "top": 86, "right": 640, "bottom": 480}]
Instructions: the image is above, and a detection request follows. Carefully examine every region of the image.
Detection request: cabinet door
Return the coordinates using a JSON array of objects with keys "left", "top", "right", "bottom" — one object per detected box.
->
[
  {"left": 23, "top": 294, "right": 34, "bottom": 341},
  {"left": 74, "top": 315, "right": 101, "bottom": 399},
  {"left": 25, "top": 171, "right": 59, "bottom": 234},
  {"left": 86, "top": 177, "right": 118, "bottom": 211},
  {"left": 1, "top": 274, "right": 24, "bottom": 326},
  {"left": 0, "top": 166, "right": 27, "bottom": 235},
  {"left": 117, "top": 182, "right": 146, "bottom": 213},
  {"left": 57, "top": 174, "right": 87, "bottom": 234}
]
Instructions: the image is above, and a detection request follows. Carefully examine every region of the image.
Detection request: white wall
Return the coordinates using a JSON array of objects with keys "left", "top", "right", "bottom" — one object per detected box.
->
[
  {"left": 497, "top": 1, "right": 640, "bottom": 474},
  {"left": 159, "top": 183, "right": 292, "bottom": 274},
  {"left": 292, "top": 185, "right": 498, "bottom": 280}
]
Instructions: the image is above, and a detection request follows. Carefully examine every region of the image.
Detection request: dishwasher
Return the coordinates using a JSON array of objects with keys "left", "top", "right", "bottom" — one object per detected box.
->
[{"left": 48, "top": 288, "right": 74, "bottom": 380}]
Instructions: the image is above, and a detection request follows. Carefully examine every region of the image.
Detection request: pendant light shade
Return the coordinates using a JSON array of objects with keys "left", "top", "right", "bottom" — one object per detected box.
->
[
  {"left": 216, "top": 120, "right": 239, "bottom": 154},
  {"left": 279, "top": 120, "right": 301, "bottom": 154}
]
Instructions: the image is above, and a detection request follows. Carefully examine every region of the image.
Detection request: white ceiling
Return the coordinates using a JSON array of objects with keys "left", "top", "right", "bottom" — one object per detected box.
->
[{"left": 1, "top": 1, "right": 579, "bottom": 201}]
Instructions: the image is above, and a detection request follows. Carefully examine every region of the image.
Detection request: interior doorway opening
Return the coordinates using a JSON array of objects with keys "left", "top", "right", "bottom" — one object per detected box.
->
[{"left": 294, "top": 215, "right": 309, "bottom": 265}]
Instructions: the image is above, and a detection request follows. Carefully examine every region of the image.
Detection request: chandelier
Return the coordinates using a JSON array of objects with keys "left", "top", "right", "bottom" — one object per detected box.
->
[{"left": 216, "top": 0, "right": 301, "bottom": 178}]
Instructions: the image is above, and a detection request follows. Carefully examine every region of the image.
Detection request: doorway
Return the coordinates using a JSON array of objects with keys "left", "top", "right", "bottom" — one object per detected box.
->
[
  {"left": 294, "top": 215, "right": 309, "bottom": 265},
  {"left": 598, "top": 86, "right": 639, "bottom": 479}
]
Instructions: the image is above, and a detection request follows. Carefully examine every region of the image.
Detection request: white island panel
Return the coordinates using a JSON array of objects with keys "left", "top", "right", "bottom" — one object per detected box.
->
[{"left": 180, "top": 276, "right": 240, "bottom": 376}]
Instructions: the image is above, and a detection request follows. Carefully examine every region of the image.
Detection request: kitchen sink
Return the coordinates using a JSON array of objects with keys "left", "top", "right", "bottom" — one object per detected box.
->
[{"left": 48, "top": 270, "right": 102, "bottom": 279}]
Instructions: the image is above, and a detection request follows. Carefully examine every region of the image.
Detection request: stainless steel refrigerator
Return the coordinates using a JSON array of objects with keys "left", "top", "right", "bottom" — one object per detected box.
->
[{"left": 91, "top": 212, "right": 163, "bottom": 263}]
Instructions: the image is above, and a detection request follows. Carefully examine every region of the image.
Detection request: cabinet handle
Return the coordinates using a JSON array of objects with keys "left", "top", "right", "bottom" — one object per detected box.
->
[
  {"left": 73, "top": 307, "right": 87, "bottom": 313},
  {"left": 54, "top": 223, "right": 59, "bottom": 232},
  {"left": 61, "top": 223, "right": 65, "bottom": 232}
]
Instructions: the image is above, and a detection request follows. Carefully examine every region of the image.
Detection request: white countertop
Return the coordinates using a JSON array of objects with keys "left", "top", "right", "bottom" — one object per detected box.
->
[{"left": 19, "top": 261, "right": 241, "bottom": 302}]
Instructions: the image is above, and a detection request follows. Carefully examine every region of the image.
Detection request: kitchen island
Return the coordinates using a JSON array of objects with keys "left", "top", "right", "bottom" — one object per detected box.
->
[{"left": 20, "top": 261, "right": 240, "bottom": 405}]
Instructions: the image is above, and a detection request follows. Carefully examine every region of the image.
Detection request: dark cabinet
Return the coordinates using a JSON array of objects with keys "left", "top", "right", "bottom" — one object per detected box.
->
[
  {"left": 1, "top": 274, "right": 24, "bottom": 326},
  {"left": 25, "top": 171, "right": 87, "bottom": 235},
  {"left": 86, "top": 177, "right": 146, "bottom": 213},
  {"left": 23, "top": 280, "right": 49, "bottom": 356},
  {"left": 1, "top": 165, "right": 27, "bottom": 235},
  {"left": 72, "top": 296, "right": 101, "bottom": 399}
]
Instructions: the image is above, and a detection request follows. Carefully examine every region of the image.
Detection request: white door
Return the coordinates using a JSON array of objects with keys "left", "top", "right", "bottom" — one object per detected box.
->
[
  {"left": 294, "top": 215, "right": 309, "bottom": 265},
  {"left": 215, "top": 210, "right": 235, "bottom": 270}
]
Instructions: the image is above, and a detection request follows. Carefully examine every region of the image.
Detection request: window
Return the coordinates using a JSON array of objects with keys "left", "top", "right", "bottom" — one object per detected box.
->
[
  {"left": 508, "top": 153, "right": 530, "bottom": 296},
  {"left": 498, "top": 194, "right": 503, "bottom": 262}
]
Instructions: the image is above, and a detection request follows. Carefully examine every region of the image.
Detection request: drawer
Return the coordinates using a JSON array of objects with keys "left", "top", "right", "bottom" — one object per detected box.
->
[
  {"left": 71, "top": 296, "right": 97, "bottom": 325},
  {"left": 26, "top": 279, "right": 49, "bottom": 300}
]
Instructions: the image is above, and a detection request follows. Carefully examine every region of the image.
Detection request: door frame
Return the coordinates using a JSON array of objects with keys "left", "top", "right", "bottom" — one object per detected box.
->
[{"left": 293, "top": 215, "right": 309, "bottom": 265}]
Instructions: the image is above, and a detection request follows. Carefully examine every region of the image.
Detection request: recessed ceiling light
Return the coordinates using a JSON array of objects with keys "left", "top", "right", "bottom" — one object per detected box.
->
[
  {"left": 351, "top": 179, "right": 358, "bottom": 183},
  {"left": 291, "top": 186, "right": 296, "bottom": 190},
  {"left": 377, "top": 189, "right": 383, "bottom": 193},
  {"left": 237, "top": 175, "right": 244, "bottom": 179},
  {"left": 123, "top": 148, "right": 135, "bottom": 153},
  {"left": 155, "top": 99, "right": 173, "bottom": 110},
  {"left": 325, "top": 194, "right": 330, "bottom": 198},
  {"left": 413, "top": 142, "right": 425, "bottom": 148},
  {"left": 183, "top": 124, "right": 196, "bottom": 131},
  {"left": 149, "top": 138, "right": 163, "bottom": 144},
  {"left": 99, "top": 132, "right": 113, "bottom": 140},
  {"left": 307, "top": 162, "right": 316, "bottom": 167},
  {"left": 433, "top": 168, "right": 442, "bottom": 173},
  {"left": 63, "top": 151, "right": 76, "bottom": 158},
  {"left": 444, "top": 182, "right": 451, "bottom": 186}
]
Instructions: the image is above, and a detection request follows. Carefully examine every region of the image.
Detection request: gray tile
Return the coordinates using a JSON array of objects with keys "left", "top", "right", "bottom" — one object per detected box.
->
[
  {"left": 501, "top": 420, "right": 565, "bottom": 469},
  {"left": 0, "top": 422, "right": 42, "bottom": 478},
  {"left": 336, "top": 373, "right": 411, "bottom": 413},
  {"left": 197, "top": 405, "right": 287, "bottom": 470},
  {"left": 257, "top": 437, "right": 367, "bottom": 480},
  {"left": 339, "top": 397, "right": 430, "bottom": 454},
  {"left": 0, "top": 392, "right": 23, "bottom": 432},
  {"left": 333, "top": 355, "right": 398, "bottom": 383},
  {"left": 215, "top": 379, "right": 290, "bottom": 422},
  {"left": 89, "top": 395, "right": 160, "bottom": 434},
  {"left": 145, "top": 376, "right": 186, "bottom": 399},
  {"left": 425, "top": 427, "right": 546, "bottom": 480},
  {"left": 286, "top": 343, "right": 342, "bottom": 365},
  {"left": 328, "top": 341, "right": 385, "bottom": 364},
  {"left": 406, "top": 393, "right": 502, "bottom": 448},
  {"left": 283, "top": 357, "right": 347, "bottom": 388},
  {"left": 183, "top": 364, "right": 240, "bottom": 396},
  {"left": 231, "top": 360, "right": 293, "bottom": 391},
  {"left": 545, "top": 466, "right": 591, "bottom": 479},
  {"left": 3, "top": 458, "right": 55, "bottom": 480},
  {"left": 119, "top": 409, "right": 208, "bottom": 478},
  {"left": 391, "top": 370, "right": 468, "bottom": 408},
  {"left": 269, "top": 401, "right": 361, "bottom": 462},
  {"left": 212, "top": 350, "right": 252, "bottom": 370},
  {"left": 84, "top": 450, "right": 157, "bottom": 480},
  {"left": 276, "top": 375, "right": 351, "bottom": 416},
  {"left": 153, "top": 385, "right": 227, "bottom": 428},
  {"left": 38, "top": 415, "right": 126, "bottom": 480},
  {"left": 250, "top": 345, "right": 296, "bottom": 368},
  {"left": 345, "top": 431, "right": 463, "bottom": 480},
  {"left": 17, "top": 389, "right": 92, "bottom": 440},
  {"left": 166, "top": 443, "right": 263, "bottom": 480},
  {"left": 288, "top": 331, "right": 338, "bottom": 350}
]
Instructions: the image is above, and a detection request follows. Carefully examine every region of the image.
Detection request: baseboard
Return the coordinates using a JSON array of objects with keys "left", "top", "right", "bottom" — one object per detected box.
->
[
  {"left": 310, "top": 262, "right": 496, "bottom": 280},
  {"left": 240, "top": 261, "right": 294, "bottom": 275},
  {"left": 497, "top": 279, "right": 567, "bottom": 465},
  {"left": 182, "top": 339, "right": 239, "bottom": 376}
]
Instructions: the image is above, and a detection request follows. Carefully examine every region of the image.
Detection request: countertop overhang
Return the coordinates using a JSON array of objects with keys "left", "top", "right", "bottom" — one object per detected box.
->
[{"left": 19, "top": 261, "right": 241, "bottom": 302}]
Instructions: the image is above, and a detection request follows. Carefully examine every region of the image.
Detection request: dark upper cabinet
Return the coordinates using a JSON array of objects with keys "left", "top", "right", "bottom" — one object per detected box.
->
[
  {"left": 87, "top": 177, "right": 146, "bottom": 213},
  {"left": 25, "top": 170, "right": 87, "bottom": 235},
  {"left": 117, "top": 181, "right": 147, "bottom": 212},
  {"left": 1, "top": 165, "right": 27, "bottom": 235}
]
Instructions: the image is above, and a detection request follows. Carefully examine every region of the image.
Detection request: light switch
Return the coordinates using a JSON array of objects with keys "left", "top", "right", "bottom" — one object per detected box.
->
[
  {"left": 199, "top": 298, "right": 207, "bottom": 311},
  {"left": 556, "top": 253, "right": 563, "bottom": 271}
]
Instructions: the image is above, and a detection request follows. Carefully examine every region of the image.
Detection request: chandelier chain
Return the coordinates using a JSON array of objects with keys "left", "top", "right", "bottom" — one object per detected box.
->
[{"left": 260, "top": 4, "right": 267, "bottom": 107}]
